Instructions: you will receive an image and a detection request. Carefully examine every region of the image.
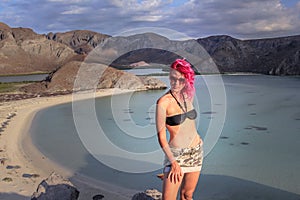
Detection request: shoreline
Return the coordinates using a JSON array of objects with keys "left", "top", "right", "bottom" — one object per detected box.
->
[{"left": 0, "top": 89, "right": 138, "bottom": 200}]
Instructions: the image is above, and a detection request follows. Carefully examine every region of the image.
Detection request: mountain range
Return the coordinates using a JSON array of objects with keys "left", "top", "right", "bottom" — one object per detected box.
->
[{"left": 1, "top": 21, "right": 299, "bottom": 76}]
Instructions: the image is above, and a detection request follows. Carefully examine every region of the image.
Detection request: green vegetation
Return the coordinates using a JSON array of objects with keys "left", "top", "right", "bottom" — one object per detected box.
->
[
  {"left": 0, "top": 82, "right": 29, "bottom": 93},
  {"left": 0, "top": 82, "right": 19, "bottom": 93},
  {"left": 2, "top": 177, "right": 13, "bottom": 182},
  {"left": 0, "top": 71, "right": 49, "bottom": 77}
]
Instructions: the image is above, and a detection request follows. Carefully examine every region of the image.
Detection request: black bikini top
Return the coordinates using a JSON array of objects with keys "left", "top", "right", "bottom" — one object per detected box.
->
[
  {"left": 166, "top": 109, "right": 197, "bottom": 126},
  {"left": 165, "top": 90, "right": 197, "bottom": 126}
]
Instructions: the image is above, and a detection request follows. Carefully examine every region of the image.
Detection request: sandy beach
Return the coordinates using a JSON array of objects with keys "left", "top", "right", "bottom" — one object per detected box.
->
[{"left": 0, "top": 89, "right": 137, "bottom": 200}]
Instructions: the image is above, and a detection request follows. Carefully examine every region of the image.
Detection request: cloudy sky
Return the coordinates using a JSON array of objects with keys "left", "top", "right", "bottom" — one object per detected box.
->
[{"left": 0, "top": 0, "right": 300, "bottom": 40}]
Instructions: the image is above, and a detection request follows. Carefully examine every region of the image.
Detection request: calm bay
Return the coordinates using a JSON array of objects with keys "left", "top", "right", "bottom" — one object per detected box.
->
[{"left": 29, "top": 75, "right": 300, "bottom": 199}]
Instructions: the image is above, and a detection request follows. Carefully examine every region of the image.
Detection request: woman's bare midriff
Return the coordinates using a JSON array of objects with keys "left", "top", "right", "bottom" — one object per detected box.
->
[{"left": 167, "top": 118, "right": 202, "bottom": 148}]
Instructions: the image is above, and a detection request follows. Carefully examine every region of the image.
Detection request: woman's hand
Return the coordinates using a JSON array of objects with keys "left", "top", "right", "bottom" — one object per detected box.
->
[{"left": 168, "top": 161, "right": 183, "bottom": 183}]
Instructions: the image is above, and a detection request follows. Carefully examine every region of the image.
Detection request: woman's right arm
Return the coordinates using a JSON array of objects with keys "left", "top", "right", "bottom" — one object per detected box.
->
[
  {"left": 156, "top": 98, "right": 174, "bottom": 162},
  {"left": 156, "top": 98, "right": 183, "bottom": 183}
]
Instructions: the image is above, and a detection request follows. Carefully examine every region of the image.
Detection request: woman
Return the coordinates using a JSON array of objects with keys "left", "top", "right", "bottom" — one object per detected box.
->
[{"left": 156, "top": 59, "right": 203, "bottom": 200}]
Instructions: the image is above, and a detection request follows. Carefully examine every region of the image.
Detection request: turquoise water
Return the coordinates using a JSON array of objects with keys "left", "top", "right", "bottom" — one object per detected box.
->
[{"left": 30, "top": 75, "right": 300, "bottom": 199}]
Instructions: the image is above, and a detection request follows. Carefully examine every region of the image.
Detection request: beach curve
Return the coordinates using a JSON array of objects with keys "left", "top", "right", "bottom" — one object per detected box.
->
[{"left": 0, "top": 89, "right": 138, "bottom": 200}]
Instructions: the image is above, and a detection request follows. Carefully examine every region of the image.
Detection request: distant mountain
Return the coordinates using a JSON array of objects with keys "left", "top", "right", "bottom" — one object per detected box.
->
[
  {"left": 197, "top": 35, "right": 300, "bottom": 75},
  {"left": 0, "top": 22, "right": 299, "bottom": 76},
  {"left": 86, "top": 32, "right": 300, "bottom": 75}
]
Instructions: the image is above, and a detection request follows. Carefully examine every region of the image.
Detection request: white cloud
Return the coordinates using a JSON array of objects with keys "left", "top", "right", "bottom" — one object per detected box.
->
[
  {"left": 169, "top": 0, "right": 300, "bottom": 38},
  {"left": 110, "top": 0, "right": 169, "bottom": 11},
  {"left": 236, "top": 17, "right": 294, "bottom": 34},
  {"left": 61, "top": 6, "right": 88, "bottom": 15},
  {"left": 132, "top": 15, "right": 163, "bottom": 22}
]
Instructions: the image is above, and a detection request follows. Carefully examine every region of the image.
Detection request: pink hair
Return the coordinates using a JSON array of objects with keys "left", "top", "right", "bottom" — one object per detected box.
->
[{"left": 170, "top": 59, "right": 195, "bottom": 99}]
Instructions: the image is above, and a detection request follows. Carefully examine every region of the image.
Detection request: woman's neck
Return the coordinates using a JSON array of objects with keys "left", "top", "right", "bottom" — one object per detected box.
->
[
  {"left": 170, "top": 89, "right": 184, "bottom": 100},
  {"left": 170, "top": 89, "right": 187, "bottom": 112}
]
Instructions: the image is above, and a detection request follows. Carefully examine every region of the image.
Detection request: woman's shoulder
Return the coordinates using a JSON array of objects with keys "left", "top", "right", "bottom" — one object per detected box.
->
[{"left": 156, "top": 91, "right": 172, "bottom": 105}]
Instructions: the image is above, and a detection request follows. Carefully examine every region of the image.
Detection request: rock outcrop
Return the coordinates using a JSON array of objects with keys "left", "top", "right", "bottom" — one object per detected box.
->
[
  {"left": 20, "top": 61, "right": 167, "bottom": 94},
  {"left": 31, "top": 173, "right": 162, "bottom": 200},
  {"left": 132, "top": 189, "right": 162, "bottom": 200},
  {"left": 31, "top": 172, "right": 79, "bottom": 200}
]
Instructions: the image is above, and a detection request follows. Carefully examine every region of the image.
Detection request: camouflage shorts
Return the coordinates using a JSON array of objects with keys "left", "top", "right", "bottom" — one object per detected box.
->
[{"left": 164, "top": 143, "right": 203, "bottom": 173}]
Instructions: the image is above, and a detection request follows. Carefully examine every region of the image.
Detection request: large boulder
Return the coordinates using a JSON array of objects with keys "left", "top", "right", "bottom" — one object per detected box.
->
[{"left": 31, "top": 172, "right": 79, "bottom": 200}]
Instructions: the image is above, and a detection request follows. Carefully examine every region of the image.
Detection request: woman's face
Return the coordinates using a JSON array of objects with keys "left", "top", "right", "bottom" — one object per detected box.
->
[{"left": 169, "top": 69, "right": 186, "bottom": 93}]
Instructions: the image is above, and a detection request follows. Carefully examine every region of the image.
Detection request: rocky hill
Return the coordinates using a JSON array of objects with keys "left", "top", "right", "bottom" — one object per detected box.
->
[
  {"left": 20, "top": 61, "right": 167, "bottom": 95},
  {"left": 0, "top": 22, "right": 77, "bottom": 75},
  {"left": 46, "top": 30, "right": 110, "bottom": 54},
  {"left": 197, "top": 35, "right": 300, "bottom": 75}
]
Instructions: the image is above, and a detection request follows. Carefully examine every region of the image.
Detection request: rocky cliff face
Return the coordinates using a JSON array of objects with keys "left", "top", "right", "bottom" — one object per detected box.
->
[
  {"left": 197, "top": 35, "right": 300, "bottom": 75},
  {"left": 0, "top": 22, "right": 77, "bottom": 75},
  {"left": 46, "top": 30, "right": 110, "bottom": 55}
]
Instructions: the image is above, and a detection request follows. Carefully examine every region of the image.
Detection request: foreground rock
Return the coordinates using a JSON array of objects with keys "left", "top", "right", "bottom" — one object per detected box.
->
[
  {"left": 132, "top": 189, "right": 162, "bottom": 200},
  {"left": 31, "top": 172, "right": 161, "bottom": 200},
  {"left": 31, "top": 172, "right": 79, "bottom": 200}
]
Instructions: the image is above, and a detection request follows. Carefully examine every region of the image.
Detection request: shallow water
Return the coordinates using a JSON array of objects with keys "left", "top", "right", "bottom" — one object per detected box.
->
[
  {"left": 0, "top": 74, "right": 48, "bottom": 83},
  {"left": 30, "top": 75, "right": 300, "bottom": 199}
]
